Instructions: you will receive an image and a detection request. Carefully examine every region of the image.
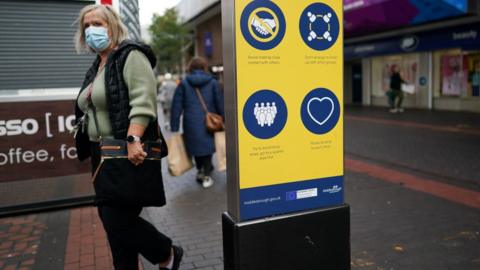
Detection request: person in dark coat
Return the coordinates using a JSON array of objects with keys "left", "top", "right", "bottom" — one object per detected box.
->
[
  {"left": 389, "top": 65, "right": 406, "bottom": 113},
  {"left": 170, "top": 57, "right": 224, "bottom": 188}
]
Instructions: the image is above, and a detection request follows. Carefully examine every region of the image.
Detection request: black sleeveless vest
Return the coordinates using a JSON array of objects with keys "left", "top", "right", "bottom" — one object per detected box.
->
[{"left": 74, "top": 40, "right": 158, "bottom": 161}]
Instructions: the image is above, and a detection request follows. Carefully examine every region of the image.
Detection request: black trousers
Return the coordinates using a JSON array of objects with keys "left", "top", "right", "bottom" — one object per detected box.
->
[
  {"left": 194, "top": 154, "right": 213, "bottom": 176},
  {"left": 90, "top": 143, "right": 172, "bottom": 270}
]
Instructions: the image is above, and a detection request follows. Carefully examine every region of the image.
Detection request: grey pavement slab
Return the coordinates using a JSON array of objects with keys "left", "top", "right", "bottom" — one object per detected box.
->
[
  {"left": 32, "top": 210, "right": 70, "bottom": 270},
  {"left": 348, "top": 171, "right": 480, "bottom": 270},
  {"left": 346, "top": 106, "right": 480, "bottom": 129},
  {"left": 141, "top": 160, "right": 226, "bottom": 270},
  {"left": 140, "top": 168, "right": 479, "bottom": 270},
  {"left": 345, "top": 108, "right": 480, "bottom": 189}
]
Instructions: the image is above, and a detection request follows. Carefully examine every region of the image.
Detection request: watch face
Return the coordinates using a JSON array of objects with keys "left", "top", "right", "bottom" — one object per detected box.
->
[{"left": 127, "top": 135, "right": 140, "bottom": 143}]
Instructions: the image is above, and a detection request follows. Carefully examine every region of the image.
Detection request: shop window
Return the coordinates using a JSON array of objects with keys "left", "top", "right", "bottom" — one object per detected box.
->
[
  {"left": 467, "top": 53, "right": 480, "bottom": 97},
  {"left": 371, "top": 54, "right": 419, "bottom": 97},
  {"left": 436, "top": 50, "right": 480, "bottom": 98},
  {"left": 441, "top": 54, "right": 468, "bottom": 96}
]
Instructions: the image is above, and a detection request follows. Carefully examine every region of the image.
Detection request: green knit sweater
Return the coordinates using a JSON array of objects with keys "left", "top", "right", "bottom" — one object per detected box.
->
[{"left": 77, "top": 50, "right": 157, "bottom": 141}]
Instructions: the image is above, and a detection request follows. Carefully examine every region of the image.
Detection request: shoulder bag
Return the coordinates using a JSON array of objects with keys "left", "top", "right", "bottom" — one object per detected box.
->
[
  {"left": 194, "top": 87, "right": 224, "bottom": 133},
  {"left": 193, "top": 86, "right": 226, "bottom": 171}
]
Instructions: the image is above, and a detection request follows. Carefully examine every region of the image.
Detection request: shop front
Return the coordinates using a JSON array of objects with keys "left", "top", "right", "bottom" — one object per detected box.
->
[
  {"left": 0, "top": 0, "right": 143, "bottom": 214},
  {"left": 177, "top": 0, "right": 223, "bottom": 80},
  {"left": 345, "top": 22, "right": 480, "bottom": 113},
  {"left": 433, "top": 48, "right": 480, "bottom": 111}
]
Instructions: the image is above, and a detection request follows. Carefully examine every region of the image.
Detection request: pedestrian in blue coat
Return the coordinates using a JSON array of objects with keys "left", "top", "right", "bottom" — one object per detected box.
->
[{"left": 170, "top": 57, "right": 224, "bottom": 188}]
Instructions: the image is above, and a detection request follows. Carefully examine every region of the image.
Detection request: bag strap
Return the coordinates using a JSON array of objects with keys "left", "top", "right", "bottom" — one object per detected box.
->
[
  {"left": 86, "top": 65, "right": 105, "bottom": 139},
  {"left": 86, "top": 89, "right": 102, "bottom": 140},
  {"left": 89, "top": 103, "right": 101, "bottom": 138},
  {"left": 193, "top": 87, "right": 210, "bottom": 114}
]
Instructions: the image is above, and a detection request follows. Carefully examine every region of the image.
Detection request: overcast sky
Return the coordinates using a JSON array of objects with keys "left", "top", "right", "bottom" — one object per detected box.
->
[{"left": 138, "top": 0, "right": 181, "bottom": 27}]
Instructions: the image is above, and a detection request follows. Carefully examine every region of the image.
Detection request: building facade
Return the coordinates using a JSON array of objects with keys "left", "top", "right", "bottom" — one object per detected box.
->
[
  {"left": 0, "top": 0, "right": 143, "bottom": 213},
  {"left": 177, "top": 0, "right": 480, "bottom": 113},
  {"left": 0, "top": 0, "right": 95, "bottom": 100},
  {"left": 344, "top": 0, "right": 480, "bottom": 113},
  {"left": 177, "top": 0, "right": 223, "bottom": 75}
]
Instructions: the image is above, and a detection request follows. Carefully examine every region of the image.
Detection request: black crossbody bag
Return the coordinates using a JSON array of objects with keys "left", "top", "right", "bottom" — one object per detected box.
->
[{"left": 88, "top": 101, "right": 168, "bottom": 207}]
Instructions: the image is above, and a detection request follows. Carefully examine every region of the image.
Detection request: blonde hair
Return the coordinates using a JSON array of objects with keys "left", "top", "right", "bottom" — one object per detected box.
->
[{"left": 74, "top": 4, "right": 128, "bottom": 53}]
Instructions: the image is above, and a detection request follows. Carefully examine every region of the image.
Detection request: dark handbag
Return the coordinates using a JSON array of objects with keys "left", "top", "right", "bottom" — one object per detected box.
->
[
  {"left": 92, "top": 137, "right": 167, "bottom": 207},
  {"left": 194, "top": 87, "right": 224, "bottom": 133},
  {"left": 87, "top": 95, "right": 168, "bottom": 206}
]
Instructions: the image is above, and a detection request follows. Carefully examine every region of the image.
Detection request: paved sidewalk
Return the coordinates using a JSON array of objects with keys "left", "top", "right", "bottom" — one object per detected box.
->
[
  {"left": 140, "top": 162, "right": 226, "bottom": 270},
  {"left": 0, "top": 208, "right": 113, "bottom": 270},
  {"left": 0, "top": 214, "right": 43, "bottom": 270}
]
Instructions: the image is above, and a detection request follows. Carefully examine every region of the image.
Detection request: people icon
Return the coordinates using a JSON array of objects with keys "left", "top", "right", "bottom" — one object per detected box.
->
[
  {"left": 306, "top": 11, "right": 333, "bottom": 43},
  {"left": 323, "top": 31, "right": 332, "bottom": 42},
  {"left": 254, "top": 101, "right": 277, "bottom": 127},
  {"left": 308, "top": 30, "right": 317, "bottom": 42},
  {"left": 307, "top": 12, "right": 316, "bottom": 23},
  {"left": 323, "top": 12, "right": 332, "bottom": 23}
]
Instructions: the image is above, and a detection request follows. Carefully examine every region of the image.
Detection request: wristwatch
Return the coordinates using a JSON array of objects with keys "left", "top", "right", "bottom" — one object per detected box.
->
[{"left": 126, "top": 135, "right": 141, "bottom": 144}]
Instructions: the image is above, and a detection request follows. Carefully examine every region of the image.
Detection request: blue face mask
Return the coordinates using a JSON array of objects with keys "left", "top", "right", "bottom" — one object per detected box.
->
[{"left": 85, "top": 26, "right": 110, "bottom": 52}]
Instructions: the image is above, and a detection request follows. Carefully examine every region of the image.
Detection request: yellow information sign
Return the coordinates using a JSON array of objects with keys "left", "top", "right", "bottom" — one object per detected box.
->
[{"left": 235, "top": 0, "right": 343, "bottom": 220}]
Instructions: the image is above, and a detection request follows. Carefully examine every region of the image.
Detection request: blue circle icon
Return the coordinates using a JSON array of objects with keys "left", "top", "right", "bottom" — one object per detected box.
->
[
  {"left": 301, "top": 88, "right": 340, "bottom": 134},
  {"left": 299, "top": 3, "right": 339, "bottom": 51},
  {"left": 240, "top": 1, "right": 286, "bottom": 50},
  {"left": 419, "top": 76, "right": 427, "bottom": 86},
  {"left": 243, "top": 90, "right": 287, "bottom": 139}
]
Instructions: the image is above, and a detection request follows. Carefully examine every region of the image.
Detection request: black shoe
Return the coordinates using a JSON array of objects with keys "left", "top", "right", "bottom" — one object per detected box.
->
[
  {"left": 171, "top": 245, "right": 183, "bottom": 270},
  {"left": 159, "top": 245, "right": 183, "bottom": 270},
  {"left": 196, "top": 169, "right": 205, "bottom": 184}
]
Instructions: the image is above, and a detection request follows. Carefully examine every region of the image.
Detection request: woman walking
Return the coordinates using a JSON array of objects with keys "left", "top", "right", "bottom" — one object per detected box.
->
[
  {"left": 73, "top": 4, "right": 182, "bottom": 269},
  {"left": 170, "top": 57, "right": 224, "bottom": 188}
]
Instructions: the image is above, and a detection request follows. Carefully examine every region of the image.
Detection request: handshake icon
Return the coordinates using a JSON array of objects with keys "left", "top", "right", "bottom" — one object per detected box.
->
[{"left": 251, "top": 17, "right": 277, "bottom": 36}]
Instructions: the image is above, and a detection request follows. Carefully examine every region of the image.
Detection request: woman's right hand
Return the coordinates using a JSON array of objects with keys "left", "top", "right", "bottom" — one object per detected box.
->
[{"left": 127, "top": 141, "right": 147, "bottom": 166}]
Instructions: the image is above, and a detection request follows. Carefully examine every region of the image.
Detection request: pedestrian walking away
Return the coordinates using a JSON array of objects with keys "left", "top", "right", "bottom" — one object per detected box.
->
[
  {"left": 72, "top": 4, "right": 182, "bottom": 270},
  {"left": 170, "top": 57, "right": 225, "bottom": 188},
  {"left": 157, "top": 73, "right": 178, "bottom": 130}
]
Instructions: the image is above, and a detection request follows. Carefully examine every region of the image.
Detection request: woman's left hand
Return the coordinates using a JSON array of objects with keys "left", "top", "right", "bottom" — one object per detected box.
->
[{"left": 127, "top": 142, "right": 147, "bottom": 166}]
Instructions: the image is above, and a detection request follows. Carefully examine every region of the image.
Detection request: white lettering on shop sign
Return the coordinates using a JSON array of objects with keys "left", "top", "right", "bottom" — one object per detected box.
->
[
  {"left": 0, "top": 148, "right": 49, "bottom": 165},
  {"left": 354, "top": 45, "right": 375, "bottom": 53},
  {"left": 0, "top": 113, "right": 75, "bottom": 137},
  {"left": 453, "top": 30, "right": 477, "bottom": 40},
  {"left": 0, "top": 119, "right": 39, "bottom": 136},
  {"left": 0, "top": 144, "right": 78, "bottom": 166}
]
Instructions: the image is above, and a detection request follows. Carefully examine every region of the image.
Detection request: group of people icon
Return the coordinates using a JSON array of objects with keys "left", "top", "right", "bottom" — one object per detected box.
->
[
  {"left": 307, "top": 11, "right": 333, "bottom": 42},
  {"left": 254, "top": 102, "right": 277, "bottom": 127}
]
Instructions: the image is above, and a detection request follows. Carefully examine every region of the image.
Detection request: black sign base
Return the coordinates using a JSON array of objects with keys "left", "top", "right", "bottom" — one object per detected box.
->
[{"left": 222, "top": 204, "right": 350, "bottom": 270}]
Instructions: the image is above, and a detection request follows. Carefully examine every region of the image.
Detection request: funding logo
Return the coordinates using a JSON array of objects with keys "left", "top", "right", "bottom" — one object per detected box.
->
[{"left": 322, "top": 185, "right": 342, "bottom": 194}]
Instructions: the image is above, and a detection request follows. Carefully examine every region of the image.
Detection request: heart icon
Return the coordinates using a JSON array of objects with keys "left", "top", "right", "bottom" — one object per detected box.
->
[{"left": 307, "top": 97, "right": 334, "bottom": 126}]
